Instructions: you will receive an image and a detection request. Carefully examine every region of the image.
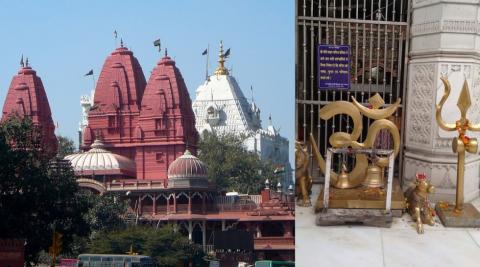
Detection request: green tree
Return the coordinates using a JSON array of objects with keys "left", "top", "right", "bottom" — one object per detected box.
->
[
  {"left": 197, "top": 132, "right": 276, "bottom": 194},
  {"left": 66, "top": 192, "right": 129, "bottom": 258},
  {"left": 0, "top": 116, "right": 90, "bottom": 265},
  {"left": 84, "top": 192, "right": 128, "bottom": 235},
  {"left": 88, "top": 225, "right": 205, "bottom": 267},
  {"left": 57, "top": 135, "right": 76, "bottom": 158}
]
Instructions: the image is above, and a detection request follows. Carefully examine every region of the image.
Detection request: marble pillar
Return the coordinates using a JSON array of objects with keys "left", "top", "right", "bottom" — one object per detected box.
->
[
  {"left": 188, "top": 221, "right": 193, "bottom": 241},
  {"left": 202, "top": 221, "right": 206, "bottom": 248},
  {"left": 404, "top": 0, "right": 480, "bottom": 202}
]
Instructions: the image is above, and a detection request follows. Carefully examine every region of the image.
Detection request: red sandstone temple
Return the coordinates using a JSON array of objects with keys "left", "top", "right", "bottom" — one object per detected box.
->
[
  {"left": 1, "top": 45, "right": 295, "bottom": 264},
  {"left": 1, "top": 59, "right": 57, "bottom": 155}
]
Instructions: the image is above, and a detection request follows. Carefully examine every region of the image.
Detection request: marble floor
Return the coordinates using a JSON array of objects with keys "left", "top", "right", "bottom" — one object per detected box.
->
[{"left": 296, "top": 186, "right": 480, "bottom": 267}]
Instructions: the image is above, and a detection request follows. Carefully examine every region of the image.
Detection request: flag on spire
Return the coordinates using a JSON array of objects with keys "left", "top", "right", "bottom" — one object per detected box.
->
[
  {"left": 202, "top": 48, "right": 208, "bottom": 55},
  {"left": 84, "top": 69, "right": 94, "bottom": 76},
  {"left": 153, "top": 39, "right": 161, "bottom": 52},
  {"left": 224, "top": 48, "right": 231, "bottom": 58}
]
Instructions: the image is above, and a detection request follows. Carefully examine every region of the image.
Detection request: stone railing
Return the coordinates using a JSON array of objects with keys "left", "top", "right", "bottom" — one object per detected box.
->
[
  {"left": 254, "top": 236, "right": 295, "bottom": 248},
  {"left": 216, "top": 195, "right": 262, "bottom": 205},
  {"left": 217, "top": 203, "right": 257, "bottom": 212},
  {"left": 106, "top": 180, "right": 166, "bottom": 192}
]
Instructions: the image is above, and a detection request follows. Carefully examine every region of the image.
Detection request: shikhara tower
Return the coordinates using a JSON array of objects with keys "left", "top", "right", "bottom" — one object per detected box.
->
[
  {"left": 1, "top": 59, "right": 57, "bottom": 155},
  {"left": 192, "top": 41, "right": 292, "bottom": 187},
  {"left": 80, "top": 43, "right": 197, "bottom": 180}
]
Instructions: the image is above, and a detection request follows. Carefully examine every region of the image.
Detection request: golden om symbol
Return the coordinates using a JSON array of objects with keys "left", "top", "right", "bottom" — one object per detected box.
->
[{"left": 311, "top": 93, "right": 401, "bottom": 188}]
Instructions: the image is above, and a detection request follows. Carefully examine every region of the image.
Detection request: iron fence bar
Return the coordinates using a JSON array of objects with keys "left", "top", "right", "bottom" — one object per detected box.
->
[
  {"left": 303, "top": 0, "right": 307, "bottom": 142},
  {"left": 318, "top": 0, "right": 323, "bottom": 178},
  {"left": 368, "top": 0, "right": 374, "bottom": 96},
  {"left": 383, "top": 0, "right": 388, "bottom": 95},
  {"left": 296, "top": 99, "right": 404, "bottom": 107},
  {"left": 297, "top": 16, "right": 409, "bottom": 25},
  {"left": 399, "top": 0, "right": 412, "bottom": 186},
  {"left": 376, "top": 0, "right": 381, "bottom": 96},
  {"left": 310, "top": 0, "right": 315, "bottom": 176}
]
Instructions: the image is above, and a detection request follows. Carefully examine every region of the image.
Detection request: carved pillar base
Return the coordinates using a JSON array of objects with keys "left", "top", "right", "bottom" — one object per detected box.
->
[
  {"left": 403, "top": 151, "right": 480, "bottom": 203},
  {"left": 404, "top": 0, "right": 480, "bottom": 204},
  {"left": 403, "top": 61, "right": 480, "bottom": 203}
]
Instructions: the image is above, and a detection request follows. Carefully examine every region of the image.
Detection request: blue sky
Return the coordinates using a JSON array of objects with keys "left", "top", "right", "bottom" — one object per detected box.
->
[{"left": 0, "top": 0, "right": 294, "bottom": 161}]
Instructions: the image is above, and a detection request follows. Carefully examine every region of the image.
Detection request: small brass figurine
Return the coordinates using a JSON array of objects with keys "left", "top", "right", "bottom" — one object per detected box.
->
[
  {"left": 296, "top": 140, "right": 312, "bottom": 206},
  {"left": 405, "top": 173, "right": 435, "bottom": 234}
]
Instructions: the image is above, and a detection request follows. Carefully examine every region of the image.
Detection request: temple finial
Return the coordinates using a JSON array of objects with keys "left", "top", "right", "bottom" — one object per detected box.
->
[
  {"left": 165, "top": 48, "right": 168, "bottom": 57},
  {"left": 25, "top": 57, "right": 29, "bottom": 67},
  {"left": 214, "top": 40, "right": 229, "bottom": 75},
  {"left": 120, "top": 38, "right": 124, "bottom": 48},
  {"left": 251, "top": 85, "right": 254, "bottom": 102},
  {"left": 20, "top": 54, "right": 24, "bottom": 68}
]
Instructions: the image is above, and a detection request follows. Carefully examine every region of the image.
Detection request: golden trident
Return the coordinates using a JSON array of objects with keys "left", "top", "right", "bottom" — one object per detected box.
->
[{"left": 436, "top": 77, "right": 480, "bottom": 212}]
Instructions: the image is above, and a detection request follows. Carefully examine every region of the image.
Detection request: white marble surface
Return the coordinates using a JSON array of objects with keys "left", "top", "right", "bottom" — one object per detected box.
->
[{"left": 296, "top": 186, "right": 480, "bottom": 267}]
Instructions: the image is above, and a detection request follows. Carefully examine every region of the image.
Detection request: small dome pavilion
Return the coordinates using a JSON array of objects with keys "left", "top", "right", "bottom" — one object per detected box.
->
[
  {"left": 64, "top": 139, "right": 136, "bottom": 180},
  {"left": 167, "top": 150, "right": 209, "bottom": 189}
]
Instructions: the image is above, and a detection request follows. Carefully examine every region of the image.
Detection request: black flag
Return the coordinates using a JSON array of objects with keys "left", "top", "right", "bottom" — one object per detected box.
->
[
  {"left": 153, "top": 39, "right": 161, "bottom": 51},
  {"left": 84, "top": 69, "right": 93, "bottom": 76},
  {"left": 224, "top": 48, "right": 231, "bottom": 58},
  {"left": 202, "top": 48, "right": 208, "bottom": 55}
]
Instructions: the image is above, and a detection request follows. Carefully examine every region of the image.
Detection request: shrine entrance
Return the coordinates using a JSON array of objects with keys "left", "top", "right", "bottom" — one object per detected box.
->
[{"left": 296, "top": 0, "right": 410, "bottom": 183}]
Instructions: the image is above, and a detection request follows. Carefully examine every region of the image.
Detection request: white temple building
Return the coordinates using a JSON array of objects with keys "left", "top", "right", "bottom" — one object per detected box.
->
[
  {"left": 78, "top": 90, "right": 94, "bottom": 149},
  {"left": 192, "top": 42, "right": 292, "bottom": 188}
]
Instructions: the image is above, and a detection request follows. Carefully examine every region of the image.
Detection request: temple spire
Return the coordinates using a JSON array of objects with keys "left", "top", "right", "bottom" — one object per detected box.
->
[
  {"left": 251, "top": 85, "right": 254, "bottom": 103},
  {"left": 20, "top": 55, "right": 24, "bottom": 68},
  {"left": 214, "top": 41, "right": 229, "bottom": 76}
]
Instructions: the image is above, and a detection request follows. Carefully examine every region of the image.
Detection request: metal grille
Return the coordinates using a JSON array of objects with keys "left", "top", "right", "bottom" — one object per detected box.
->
[{"left": 295, "top": 0, "right": 410, "bottom": 181}]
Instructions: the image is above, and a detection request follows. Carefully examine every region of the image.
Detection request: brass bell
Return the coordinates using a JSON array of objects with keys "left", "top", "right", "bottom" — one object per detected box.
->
[
  {"left": 333, "top": 163, "right": 351, "bottom": 189},
  {"left": 362, "top": 163, "right": 384, "bottom": 188}
]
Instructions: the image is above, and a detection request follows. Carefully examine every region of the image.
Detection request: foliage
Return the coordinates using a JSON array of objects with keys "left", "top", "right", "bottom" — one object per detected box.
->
[
  {"left": 0, "top": 116, "right": 90, "bottom": 265},
  {"left": 83, "top": 191, "right": 128, "bottom": 235},
  {"left": 87, "top": 225, "right": 205, "bottom": 267},
  {"left": 57, "top": 135, "right": 76, "bottom": 158},
  {"left": 197, "top": 132, "right": 276, "bottom": 194},
  {"left": 66, "top": 191, "right": 129, "bottom": 257}
]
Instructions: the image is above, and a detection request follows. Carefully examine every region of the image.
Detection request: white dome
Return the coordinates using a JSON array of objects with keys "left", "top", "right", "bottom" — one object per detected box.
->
[{"left": 64, "top": 139, "right": 136, "bottom": 177}]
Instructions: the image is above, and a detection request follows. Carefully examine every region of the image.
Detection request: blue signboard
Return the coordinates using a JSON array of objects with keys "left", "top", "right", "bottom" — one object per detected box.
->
[{"left": 318, "top": 44, "right": 351, "bottom": 90}]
